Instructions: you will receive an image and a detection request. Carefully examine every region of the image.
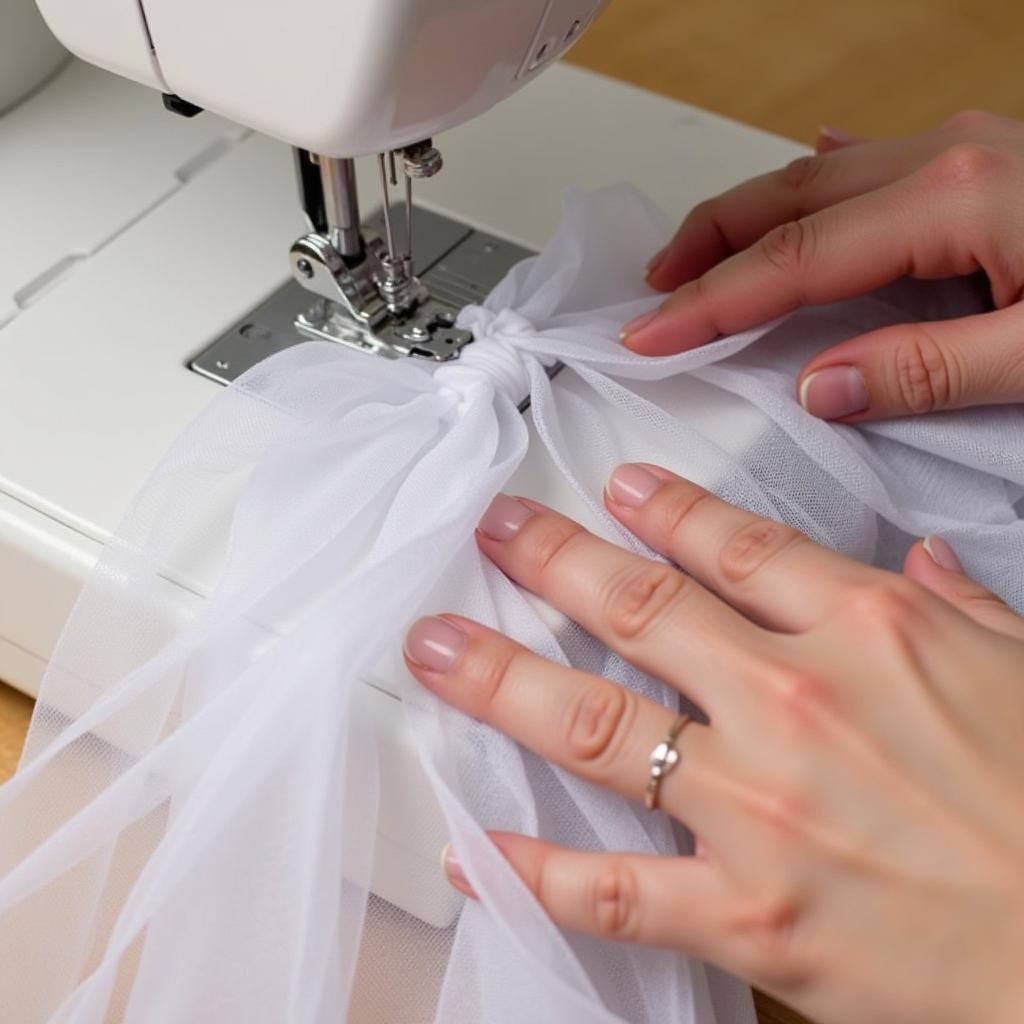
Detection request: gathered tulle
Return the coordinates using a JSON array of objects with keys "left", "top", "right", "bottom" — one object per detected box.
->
[{"left": 0, "top": 184, "right": 1021, "bottom": 1023}]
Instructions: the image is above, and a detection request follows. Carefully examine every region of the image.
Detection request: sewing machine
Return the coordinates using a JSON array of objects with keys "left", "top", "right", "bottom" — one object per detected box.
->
[{"left": 0, "top": 0, "right": 803, "bottom": 929}]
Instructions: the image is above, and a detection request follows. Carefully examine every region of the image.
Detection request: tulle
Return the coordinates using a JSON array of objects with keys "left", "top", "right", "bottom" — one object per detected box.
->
[{"left": 0, "top": 185, "right": 1019, "bottom": 1023}]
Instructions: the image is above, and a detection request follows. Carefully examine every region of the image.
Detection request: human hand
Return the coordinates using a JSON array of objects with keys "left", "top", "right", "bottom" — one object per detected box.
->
[
  {"left": 622, "top": 111, "right": 1024, "bottom": 422},
  {"left": 404, "top": 464, "right": 1024, "bottom": 1024}
]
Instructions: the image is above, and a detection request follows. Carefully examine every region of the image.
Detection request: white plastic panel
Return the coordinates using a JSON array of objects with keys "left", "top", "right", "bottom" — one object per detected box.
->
[
  {"left": 518, "top": 0, "right": 608, "bottom": 79},
  {"left": 0, "top": 0, "right": 67, "bottom": 115},
  {"left": 0, "top": 493, "right": 94, "bottom": 680},
  {"left": 142, "top": 0, "right": 560, "bottom": 156},
  {"left": 34, "top": 0, "right": 167, "bottom": 91},
  {"left": 0, "top": 131, "right": 304, "bottom": 548},
  {"left": 0, "top": 60, "right": 247, "bottom": 328},
  {"left": 0, "top": 62, "right": 803, "bottom": 668},
  {"left": 0, "top": 64, "right": 801, "bottom": 562}
]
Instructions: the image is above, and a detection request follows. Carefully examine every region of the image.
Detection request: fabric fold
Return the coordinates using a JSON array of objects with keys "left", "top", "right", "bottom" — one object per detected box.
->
[{"left": 0, "top": 184, "right": 1019, "bottom": 1023}]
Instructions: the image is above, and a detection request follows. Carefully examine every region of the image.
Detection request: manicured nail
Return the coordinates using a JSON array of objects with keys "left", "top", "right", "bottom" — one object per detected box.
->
[
  {"left": 607, "top": 463, "right": 663, "bottom": 507},
  {"left": 645, "top": 244, "right": 670, "bottom": 277},
  {"left": 799, "top": 366, "right": 869, "bottom": 419},
  {"left": 817, "top": 124, "right": 859, "bottom": 146},
  {"left": 478, "top": 494, "right": 534, "bottom": 541},
  {"left": 441, "top": 842, "right": 477, "bottom": 897},
  {"left": 404, "top": 616, "right": 467, "bottom": 673},
  {"left": 619, "top": 308, "right": 660, "bottom": 342},
  {"left": 923, "top": 535, "right": 963, "bottom": 572}
]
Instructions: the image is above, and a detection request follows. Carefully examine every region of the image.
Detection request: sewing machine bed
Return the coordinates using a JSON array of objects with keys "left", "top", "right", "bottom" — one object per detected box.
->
[{"left": 0, "top": 57, "right": 802, "bottom": 926}]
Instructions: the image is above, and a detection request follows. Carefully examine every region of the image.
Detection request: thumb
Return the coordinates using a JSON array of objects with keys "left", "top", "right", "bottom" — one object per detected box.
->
[
  {"left": 797, "top": 304, "right": 1024, "bottom": 421},
  {"left": 904, "top": 537, "right": 1024, "bottom": 641}
]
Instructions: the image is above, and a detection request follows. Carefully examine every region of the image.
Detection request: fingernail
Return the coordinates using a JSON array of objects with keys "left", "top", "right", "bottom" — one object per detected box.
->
[
  {"left": 619, "top": 308, "right": 660, "bottom": 342},
  {"left": 478, "top": 494, "right": 534, "bottom": 541},
  {"left": 404, "top": 616, "right": 467, "bottom": 673},
  {"left": 645, "top": 244, "right": 670, "bottom": 276},
  {"left": 799, "top": 366, "right": 869, "bottom": 419},
  {"left": 923, "top": 535, "right": 963, "bottom": 572},
  {"left": 817, "top": 124, "right": 859, "bottom": 146},
  {"left": 441, "top": 842, "right": 477, "bottom": 898},
  {"left": 607, "top": 463, "right": 663, "bottom": 508}
]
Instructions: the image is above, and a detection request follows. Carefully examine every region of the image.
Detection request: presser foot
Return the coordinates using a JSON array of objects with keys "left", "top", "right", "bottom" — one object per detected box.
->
[
  {"left": 295, "top": 296, "right": 473, "bottom": 362},
  {"left": 190, "top": 204, "right": 532, "bottom": 386}
]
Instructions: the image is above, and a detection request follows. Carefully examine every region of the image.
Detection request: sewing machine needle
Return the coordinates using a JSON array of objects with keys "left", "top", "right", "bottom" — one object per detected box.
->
[
  {"left": 404, "top": 172, "right": 414, "bottom": 274},
  {"left": 377, "top": 152, "right": 398, "bottom": 261}
]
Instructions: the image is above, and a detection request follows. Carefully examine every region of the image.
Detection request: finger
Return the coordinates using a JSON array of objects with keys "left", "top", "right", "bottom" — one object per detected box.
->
[
  {"left": 814, "top": 125, "right": 867, "bottom": 154},
  {"left": 605, "top": 463, "right": 877, "bottom": 632},
  {"left": 445, "top": 831, "right": 736, "bottom": 961},
  {"left": 796, "top": 305, "right": 1024, "bottom": 421},
  {"left": 903, "top": 538, "right": 1024, "bottom": 640},
  {"left": 643, "top": 138, "right": 920, "bottom": 295},
  {"left": 472, "top": 494, "right": 771, "bottom": 709},
  {"left": 403, "top": 614, "right": 721, "bottom": 817},
  {"left": 626, "top": 155, "right": 985, "bottom": 356}
]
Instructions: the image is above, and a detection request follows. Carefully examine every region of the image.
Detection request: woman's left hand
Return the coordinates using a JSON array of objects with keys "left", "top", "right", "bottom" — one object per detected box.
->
[{"left": 403, "top": 464, "right": 1024, "bottom": 1024}]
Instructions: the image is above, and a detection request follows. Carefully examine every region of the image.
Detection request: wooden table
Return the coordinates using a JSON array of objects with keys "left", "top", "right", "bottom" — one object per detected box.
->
[
  {"left": 568, "top": 0, "right": 1024, "bottom": 143},
  {"left": 7, "top": 3, "right": 1024, "bottom": 1021},
  {"left": 0, "top": 683, "right": 31, "bottom": 783}
]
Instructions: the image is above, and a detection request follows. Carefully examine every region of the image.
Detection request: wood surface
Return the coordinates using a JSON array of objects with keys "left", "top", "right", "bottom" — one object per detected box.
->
[
  {"left": 6, "top": 3, "right": 1024, "bottom": 1022},
  {"left": 0, "top": 681, "right": 31, "bottom": 782},
  {"left": 568, "top": 0, "right": 1024, "bottom": 142}
]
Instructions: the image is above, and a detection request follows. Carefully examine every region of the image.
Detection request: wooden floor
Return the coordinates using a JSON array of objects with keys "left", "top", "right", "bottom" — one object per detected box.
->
[{"left": 5, "top": 3, "right": 1024, "bottom": 1022}]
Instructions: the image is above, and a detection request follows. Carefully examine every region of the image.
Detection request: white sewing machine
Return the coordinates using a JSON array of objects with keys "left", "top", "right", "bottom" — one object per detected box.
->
[{"left": 0, "top": 0, "right": 803, "bottom": 928}]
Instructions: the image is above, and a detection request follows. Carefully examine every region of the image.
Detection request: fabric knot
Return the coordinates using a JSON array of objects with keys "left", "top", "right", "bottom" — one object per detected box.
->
[{"left": 434, "top": 307, "right": 542, "bottom": 408}]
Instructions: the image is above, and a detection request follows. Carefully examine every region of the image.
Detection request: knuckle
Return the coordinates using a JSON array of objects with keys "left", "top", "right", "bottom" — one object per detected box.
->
[
  {"left": 763, "top": 663, "right": 832, "bottom": 729},
  {"left": 687, "top": 198, "right": 731, "bottom": 252},
  {"left": 588, "top": 861, "right": 642, "bottom": 940},
  {"left": 758, "top": 219, "right": 816, "bottom": 281},
  {"left": 732, "top": 894, "right": 807, "bottom": 987},
  {"left": 959, "top": 588, "right": 1006, "bottom": 617},
  {"left": 603, "top": 564, "right": 688, "bottom": 641},
  {"left": 893, "top": 325, "right": 962, "bottom": 413},
  {"left": 719, "top": 519, "right": 802, "bottom": 584},
  {"left": 927, "top": 142, "right": 1003, "bottom": 192},
  {"left": 953, "top": 585, "right": 1017, "bottom": 631},
  {"left": 689, "top": 197, "right": 716, "bottom": 225},
  {"left": 690, "top": 268, "right": 713, "bottom": 312},
  {"left": 531, "top": 520, "right": 587, "bottom": 579},
  {"left": 845, "top": 579, "right": 921, "bottom": 636},
  {"left": 462, "top": 640, "right": 522, "bottom": 719},
  {"left": 659, "top": 485, "right": 714, "bottom": 544},
  {"left": 562, "top": 683, "right": 634, "bottom": 766},
  {"left": 780, "top": 154, "right": 828, "bottom": 194}
]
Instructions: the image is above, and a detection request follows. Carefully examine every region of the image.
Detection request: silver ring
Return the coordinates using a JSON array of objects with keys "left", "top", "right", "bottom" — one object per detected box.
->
[{"left": 644, "top": 713, "right": 693, "bottom": 811}]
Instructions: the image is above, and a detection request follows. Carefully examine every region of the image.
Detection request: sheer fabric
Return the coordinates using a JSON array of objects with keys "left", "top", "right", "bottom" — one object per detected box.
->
[{"left": 0, "top": 185, "right": 1020, "bottom": 1023}]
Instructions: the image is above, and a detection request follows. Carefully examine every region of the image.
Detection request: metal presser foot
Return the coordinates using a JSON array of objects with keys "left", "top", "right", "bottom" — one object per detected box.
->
[{"left": 191, "top": 143, "right": 534, "bottom": 385}]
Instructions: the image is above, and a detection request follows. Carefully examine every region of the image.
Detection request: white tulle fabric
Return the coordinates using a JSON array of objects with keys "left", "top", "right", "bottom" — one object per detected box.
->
[{"left": 1, "top": 185, "right": 1022, "bottom": 1024}]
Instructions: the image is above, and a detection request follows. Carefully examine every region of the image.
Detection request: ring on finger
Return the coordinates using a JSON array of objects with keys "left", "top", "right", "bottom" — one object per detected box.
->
[{"left": 645, "top": 713, "right": 695, "bottom": 811}]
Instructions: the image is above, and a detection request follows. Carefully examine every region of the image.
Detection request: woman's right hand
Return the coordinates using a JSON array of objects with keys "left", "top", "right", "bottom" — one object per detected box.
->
[{"left": 622, "top": 110, "right": 1024, "bottom": 423}]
